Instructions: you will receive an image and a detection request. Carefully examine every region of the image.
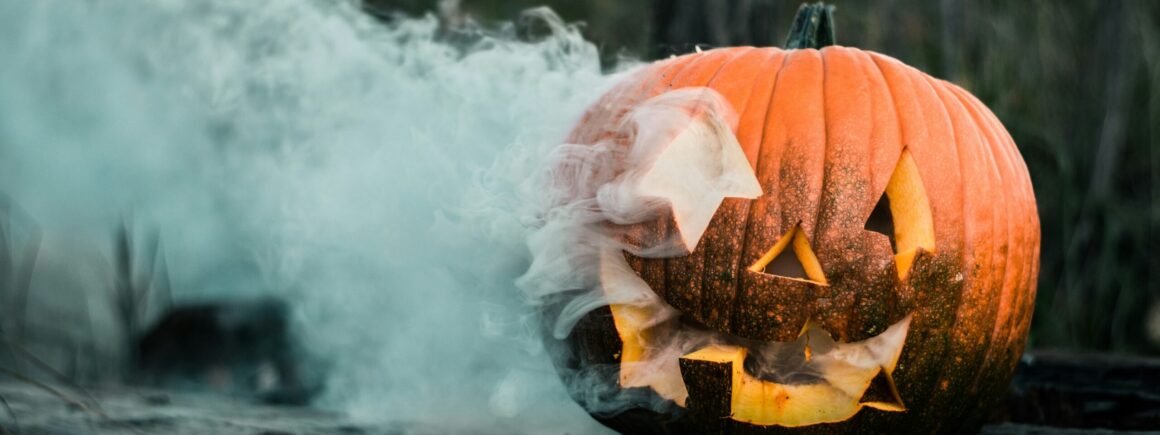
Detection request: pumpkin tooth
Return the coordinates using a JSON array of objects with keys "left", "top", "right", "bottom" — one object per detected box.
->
[
  {"left": 798, "top": 320, "right": 817, "bottom": 361},
  {"left": 860, "top": 369, "right": 907, "bottom": 412}
]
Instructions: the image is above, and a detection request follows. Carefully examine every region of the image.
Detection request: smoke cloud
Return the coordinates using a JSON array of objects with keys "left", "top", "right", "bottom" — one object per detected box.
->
[
  {"left": 518, "top": 85, "right": 764, "bottom": 415},
  {"left": 0, "top": 0, "right": 634, "bottom": 432}
]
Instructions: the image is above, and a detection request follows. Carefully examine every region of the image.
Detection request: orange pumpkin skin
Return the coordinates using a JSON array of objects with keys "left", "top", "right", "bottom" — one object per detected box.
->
[{"left": 556, "top": 46, "right": 1040, "bottom": 434}]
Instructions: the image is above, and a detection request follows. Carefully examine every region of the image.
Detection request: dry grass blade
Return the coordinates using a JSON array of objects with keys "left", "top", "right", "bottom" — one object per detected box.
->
[
  {"left": 0, "top": 336, "right": 102, "bottom": 413},
  {"left": 153, "top": 245, "right": 173, "bottom": 314},
  {"left": 0, "top": 367, "right": 147, "bottom": 435},
  {"left": 9, "top": 234, "right": 40, "bottom": 345},
  {"left": 133, "top": 228, "right": 166, "bottom": 325},
  {"left": 109, "top": 220, "right": 169, "bottom": 378},
  {"left": 112, "top": 220, "right": 137, "bottom": 337},
  {"left": 0, "top": 392, "right": 19, "bottom": 435},
  {"left": 107, "top": 219, "right": 173, "bottom": 381},
  {"left": 0, "top": 206, "right": 11, "bottom": 290},
  {"left": 0, "top": 195, "right": 42, "bottom": 344},
  {"left": 0, "top": 365, "right": 107, "bottom": 420}
]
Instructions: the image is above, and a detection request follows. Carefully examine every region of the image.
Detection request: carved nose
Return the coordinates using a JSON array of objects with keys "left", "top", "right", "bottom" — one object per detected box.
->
[{"left": 748, "top": 222, "right": 827, "bottom": 285}]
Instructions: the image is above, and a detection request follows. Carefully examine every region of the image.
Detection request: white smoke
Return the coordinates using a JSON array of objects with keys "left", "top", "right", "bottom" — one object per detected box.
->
[
  {"left": 516, "top": 86, "right": 765, "bottom": 415},
  {"left": 0, "top": 0, "right": 632, "bottom": 432},
  {"left": 519, "top": 87, "right": 761, "bottom": 336}
]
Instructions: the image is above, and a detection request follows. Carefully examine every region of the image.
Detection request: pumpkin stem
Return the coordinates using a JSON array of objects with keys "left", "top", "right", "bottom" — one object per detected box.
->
[{"left": 784, "top": 2, "right": 836, "bottom": 49}]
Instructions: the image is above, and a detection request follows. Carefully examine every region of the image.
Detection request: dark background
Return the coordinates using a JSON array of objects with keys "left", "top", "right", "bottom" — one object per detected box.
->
[{"left": 367, "top": 0, "right": 1160, "bottom": 355}]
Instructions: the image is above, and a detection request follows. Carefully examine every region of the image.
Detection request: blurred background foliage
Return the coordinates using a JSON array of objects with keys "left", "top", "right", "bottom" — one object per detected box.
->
[{"left": 366, "top": 0, "right": 1160, "bottom": 354}]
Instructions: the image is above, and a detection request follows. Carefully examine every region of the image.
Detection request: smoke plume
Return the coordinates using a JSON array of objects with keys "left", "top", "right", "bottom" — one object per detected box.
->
[{"left": 0, "top": 0, "right": 634, "bottom": 432}]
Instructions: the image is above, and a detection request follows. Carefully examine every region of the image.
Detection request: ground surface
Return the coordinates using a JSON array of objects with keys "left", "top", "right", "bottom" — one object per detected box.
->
[
  {"left": 0, "top": 382, "right": 403, "bottom": 435},
  {"left": 1, "top": 351, "right": 1158, "bottom": 434}
]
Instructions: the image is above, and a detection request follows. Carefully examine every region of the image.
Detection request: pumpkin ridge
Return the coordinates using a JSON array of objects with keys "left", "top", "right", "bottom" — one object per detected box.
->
[
  {"left": 762, "top": 49, "right": 829, "bottom": 338},
  {"left": 704, "top": 48, "right": 758, "bottom": 86},
  {"left": 633, "top": 57, "right": 699, "bottom": 305},
  {"left": 641, "top": 49, "right": 725, "bottom": 312},
  {"left": 997, "top": 99, "right": 1038, "bottom": 363},
  {"left": 979, "top": 89, "right": 1030, "bottom": 423},
  {"left": 864, "top": 56, "right": 906, "bottom": 215},
  {"left": 867, "top": 51, "right": 953, "bottom": 415},
  {"left": 945, "top": 85, "right": 1015, "bottom": 400},
  {"left": 691, "top": 46, "right": 762, "bottom": 327},
  {"left": 663, "top": 47, "right": 752, "bottom": 322},
  {"left": 872, "top": 52, "right": 964, "bottom": 260},
  {"left": 863, "top": 53, "right": 912, "bottom": 273},
  {"left": 777, "top": 49, "right": 827, "bottom": 242},
  {"left": 991, "top": 97, "right": 1034, "bottom": 425},
  {"left": 901, "top": 70, "right": 977, "bottom": 424},
  {"left": 852, "top": 49, "right": 912, "bottom": 359},
  {"left": 907, "top": 66, "right": 971, "bottom": 419},
  {"left": 974, "top": 88, "right": 1038, "bottom": 350},
  {"left": 731, "top": 49, "right": 795, "bottom": 338},
  {"left": 952, "top": 85, "right": 1027, "bottom": 401},
  {"left": 817, "top": 47, "right": 899, "bottom": 344},
  {"left": 850, "top": 48, "right": 897, "bottom": 244},
  {"left": 693, "top": 48, "right": 771, "bottom": 330},
  {"left": 859, "top": 52, "right": 881, "bottom": 198},
  {"left": 738, "top": 49, "right": 788, "bottom": 166},
  {"left": 950, "top": 84, "right": 1009, "bottom": 400},
  {"left": 815, "top": 48, "right": 874, "bottom": 341},
  {"left": 922, "top": 75, "right": 997, "bottom": 423},
  {"left": 810, "top": 47, "right": 831, "bottom": 264},
  {"left": 912, "top": 72, "right": 967, "bottom": 254},
  {"left": 839, "top": 47, "right": 899, "bottom": 348}
]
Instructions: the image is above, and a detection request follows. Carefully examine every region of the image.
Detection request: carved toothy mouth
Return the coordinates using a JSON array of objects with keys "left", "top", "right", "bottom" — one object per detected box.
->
[
  {"left": 678, "top": 316, "right": 911, "bottom": 426},
  {"left": 599, "top": 248, "right": 912, "bottom": 427}
]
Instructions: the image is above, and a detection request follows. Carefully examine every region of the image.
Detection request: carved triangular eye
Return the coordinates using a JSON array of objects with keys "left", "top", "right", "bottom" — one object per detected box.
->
[
  {"left": 865, "top": 149, "right": 936, "bottom": 280},
  {"left": 748, "top": 223, "right": 828, "bottom": 285},
  {"left": 864, "top": 192, "right": 896, "bottom": 252}
]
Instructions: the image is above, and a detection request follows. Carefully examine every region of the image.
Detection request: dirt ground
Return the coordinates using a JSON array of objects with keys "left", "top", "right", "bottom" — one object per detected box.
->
[{"left": 3, "top": 350, "right": 1158, "bottom": 435}]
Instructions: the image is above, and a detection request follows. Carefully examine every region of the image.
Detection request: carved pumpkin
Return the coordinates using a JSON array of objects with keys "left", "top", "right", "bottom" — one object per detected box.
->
[{"left": 541, "top": 4, "right": 1039, "bottom": 434}]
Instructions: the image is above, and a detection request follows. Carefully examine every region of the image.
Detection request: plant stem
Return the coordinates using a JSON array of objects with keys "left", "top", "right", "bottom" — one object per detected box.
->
[{"left": 784, "top": 2, "right": 836, "bottom": 49}]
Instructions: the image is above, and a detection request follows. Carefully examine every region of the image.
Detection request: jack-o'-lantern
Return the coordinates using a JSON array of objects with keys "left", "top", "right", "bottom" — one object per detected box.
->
[{"left": 533, "top": 3, "right": 1039, "bottom": 434}]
